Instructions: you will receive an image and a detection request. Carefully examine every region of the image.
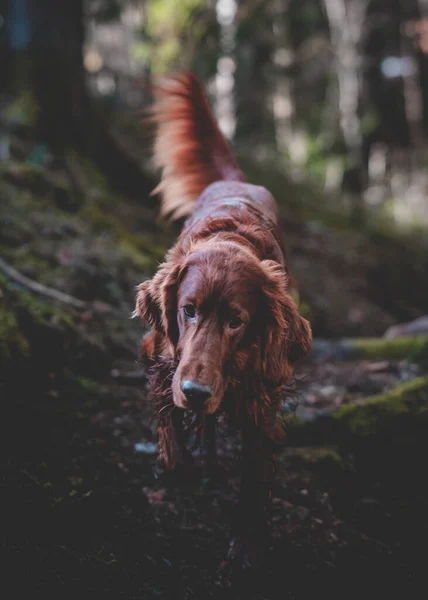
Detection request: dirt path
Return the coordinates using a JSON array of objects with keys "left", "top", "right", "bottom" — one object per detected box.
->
[{"left": 3, "top": 354, "right": 425, "bottom": 600}]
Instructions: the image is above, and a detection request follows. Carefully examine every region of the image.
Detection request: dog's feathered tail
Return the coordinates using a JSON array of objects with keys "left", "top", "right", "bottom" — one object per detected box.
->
[{"left": 150, "top": 70, "right": 245, "bottom": 221}]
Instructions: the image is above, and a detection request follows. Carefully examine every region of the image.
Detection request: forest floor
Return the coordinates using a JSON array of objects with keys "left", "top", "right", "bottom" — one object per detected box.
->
[
  {"left": 3, "top": 356, "right": 427, "bottom": 600},
  {"left": 1, "top": 128, "right": 428, "bottom": 599}
]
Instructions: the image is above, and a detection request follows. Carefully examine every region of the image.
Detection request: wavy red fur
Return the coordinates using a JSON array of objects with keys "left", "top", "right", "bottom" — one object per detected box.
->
[{"left": 150, "top": 70, "right": 245, "bottom": 220}]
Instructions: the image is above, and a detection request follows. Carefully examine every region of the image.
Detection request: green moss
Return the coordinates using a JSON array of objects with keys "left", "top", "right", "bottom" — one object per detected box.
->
[
  {"left": 2, "top": 162, "right": 56, "bottom": 197},
  {"left": 0, "top": 239, "right": 57, "bottom": 283},
  {"left": 2, "top": 88, "right": 40, "bottom": 128},
  {"left": 11, "top": 285, "right": 75, "bottom": 330},
  {"left": 80, "top": 198, "right": 115, "bottom": 231},
  {"left": 61, "top": 370, "right": 108, "bottom": 411},
  {"left": 81, "top": 196, "right": 167, "bottom": 274},
  {"left": 345, "top": 335, "right": 428, "bottom": 366},
  {"left": 63, "top": 371, "right": 104, "bottom": 395},
  {"left": 0, "top": 299, "right": 30, "bottom": 362},
  {"left": 0, "top": 274, "right": 110, "bottom": 379},
  {"left": 127, "top": 233, "right": 167, "bottom": 261},
  {"left": 281, "top": 446, "right": 343, "bottom": 467},
  {"left": 66, "top": 149, "right": 110, "bottom": 192},
  {"left": 332, "top": 375, "right": 428, "bottom": 437},
  {"left": 0, "top": 273, "right": 74, "bottom": 370},
  {"left": 288, "top": 375, "right": 428, "bottom": 447},
  {"left": 117, "top": 238, "right": 164, "bottom": 272}
]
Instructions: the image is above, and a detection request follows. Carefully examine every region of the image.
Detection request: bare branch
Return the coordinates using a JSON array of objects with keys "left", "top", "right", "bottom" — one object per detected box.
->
[{"left": 0, "top": 256, "right": 87, "bottom": 310}]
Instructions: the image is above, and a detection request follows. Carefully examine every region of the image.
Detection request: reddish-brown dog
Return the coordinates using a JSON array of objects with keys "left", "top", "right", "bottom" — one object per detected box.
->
[{"left": 134, "top": 71, "right": 312, "bottom": 573}]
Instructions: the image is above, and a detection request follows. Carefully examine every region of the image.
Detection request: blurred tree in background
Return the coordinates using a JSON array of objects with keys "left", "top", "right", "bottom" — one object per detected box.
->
[{"left": 2, "top": 0, "right": 428, "bottom": 223}]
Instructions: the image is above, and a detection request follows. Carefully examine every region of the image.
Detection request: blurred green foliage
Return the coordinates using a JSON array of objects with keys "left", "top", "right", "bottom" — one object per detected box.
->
[{"left": 133, "top": 0, "right": 217, "bottom": 74}]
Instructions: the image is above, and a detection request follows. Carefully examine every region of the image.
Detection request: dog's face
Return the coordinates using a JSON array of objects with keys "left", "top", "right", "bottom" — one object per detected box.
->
[
  {"left": 135, "top": 241, "right": 312, "bottom": 415},
  {"left": 172, "top": 245, "right": 263, "bottom": 413}
]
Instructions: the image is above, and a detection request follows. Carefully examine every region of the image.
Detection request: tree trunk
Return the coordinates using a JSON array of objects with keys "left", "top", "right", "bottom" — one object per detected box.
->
[
  {"left": 324, "top": 0, "right": 369, "bottom": 222},
  {"left": 271, "top": 0, "right": 294, "bottom": 156},
  {"left": 1, "top": 0, "right": 32, "bottom": 97},
  {"left": 234, "top": 0, "right": 275, "bottom": 148},
  {"left": 31, "top": 0, "right": 85, "bottom": 151},
  {"left": 29, "top": 0, "right": 153, "bottom": 199}
]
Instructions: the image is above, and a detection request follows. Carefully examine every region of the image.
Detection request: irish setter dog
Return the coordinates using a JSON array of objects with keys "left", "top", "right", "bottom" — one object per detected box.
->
[{"left": 134, "top": 71, "right": 312, "bottom": 574}]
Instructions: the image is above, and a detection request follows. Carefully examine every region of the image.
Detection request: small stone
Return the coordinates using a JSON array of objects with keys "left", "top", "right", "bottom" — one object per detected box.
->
[{"left": 134, "top": 441, "right": 157, "bottom": 454}]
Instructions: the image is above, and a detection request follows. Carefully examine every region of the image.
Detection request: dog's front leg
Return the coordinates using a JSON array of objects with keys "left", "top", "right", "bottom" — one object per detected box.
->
[
  {"left": 155, "top": 408, "right": 193, "bottom": 476},
  {"left": 219, "top": 418, "right": 275, "bottom": 577},
  {"left": 201, "top": 414, "right": 217, "bottom": 469}
]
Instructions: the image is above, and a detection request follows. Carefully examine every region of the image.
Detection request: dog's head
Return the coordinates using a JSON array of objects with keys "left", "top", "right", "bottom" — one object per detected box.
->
[{"left": 135, "top": 240, "right": 311, "bottom": 414}]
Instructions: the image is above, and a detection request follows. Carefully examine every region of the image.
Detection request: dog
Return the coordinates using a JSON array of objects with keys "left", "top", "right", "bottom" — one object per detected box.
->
[{"left": 134, "top": 71, "right": 312, "bottom": 573}]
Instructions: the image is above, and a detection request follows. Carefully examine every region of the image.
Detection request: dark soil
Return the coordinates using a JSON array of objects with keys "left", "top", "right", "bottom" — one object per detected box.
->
[{"left": 2, "top": 358, "right": 426, "bottom": 600}]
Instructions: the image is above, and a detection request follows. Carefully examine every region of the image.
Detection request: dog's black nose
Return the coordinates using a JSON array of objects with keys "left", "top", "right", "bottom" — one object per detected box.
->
[{"left": 181, "top": 380, "right": 212, "bottom": 408}]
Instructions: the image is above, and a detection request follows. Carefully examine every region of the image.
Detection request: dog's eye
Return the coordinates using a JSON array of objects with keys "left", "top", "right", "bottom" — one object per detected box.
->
[
  {"left": 229, "top": 316, "right": 243, "bottom": 329},
  {"left": 183, "top": 304, "right": 196, "bottom": 318}
]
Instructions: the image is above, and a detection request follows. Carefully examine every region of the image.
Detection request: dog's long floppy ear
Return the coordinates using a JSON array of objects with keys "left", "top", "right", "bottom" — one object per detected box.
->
[
  {"left": 261, "top": 260, "right": 312, "bottom": 385},
  {"left": 134, "top": 278, "right": 163, "bottom": 330},
  {"left": 134, "top": 259, "right": 183, "bottom": 355}
]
